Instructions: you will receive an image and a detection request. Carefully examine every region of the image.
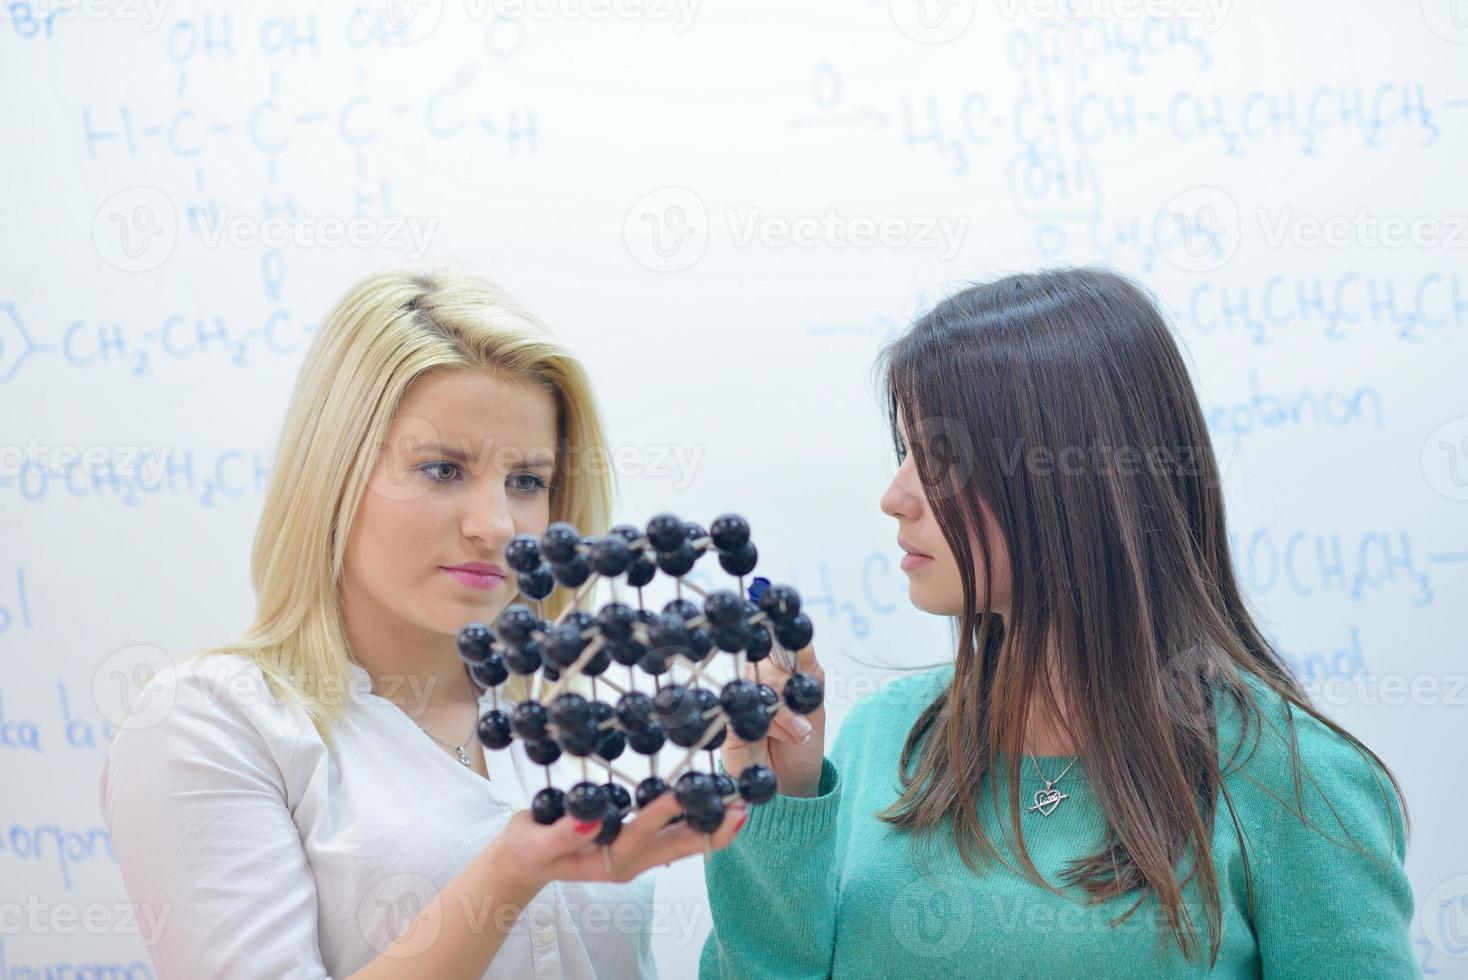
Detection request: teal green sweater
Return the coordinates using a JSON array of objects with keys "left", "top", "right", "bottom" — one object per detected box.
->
[{"left": 701, "top": 665, "right": 1416, "bottom": 978}]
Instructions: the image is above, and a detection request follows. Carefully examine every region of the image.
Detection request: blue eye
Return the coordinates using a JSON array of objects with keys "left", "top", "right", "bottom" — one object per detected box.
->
[
  {"left": 419, "top": 461, "right": 462, "bottom": 483},
  {"left": 509, "top": 473, "right": 551, "bottom": 496}
]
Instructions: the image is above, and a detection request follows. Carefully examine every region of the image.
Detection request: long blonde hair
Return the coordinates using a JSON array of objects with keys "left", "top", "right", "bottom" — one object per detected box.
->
[{"left": 184, "top": 270, "right": 613, "bottom": 745}]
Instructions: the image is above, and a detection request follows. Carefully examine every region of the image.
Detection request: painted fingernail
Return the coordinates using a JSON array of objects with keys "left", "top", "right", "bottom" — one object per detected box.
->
[
  {"left": 574, "top": 820, "right": 599, "bottom": 834},
  {"left": 735, "top": 812, "right": 748, "bottom": 832}
]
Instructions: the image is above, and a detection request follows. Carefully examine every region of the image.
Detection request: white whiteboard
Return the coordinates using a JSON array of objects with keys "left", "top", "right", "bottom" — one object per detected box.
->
[{"left": 2, "top": 1, "right": 1465, "bottom": 976}]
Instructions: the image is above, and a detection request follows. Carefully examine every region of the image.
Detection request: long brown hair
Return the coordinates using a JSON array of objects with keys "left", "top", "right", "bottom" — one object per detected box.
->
[{"left": 873, "top": 267, "right": 1409, "bottom": 965}]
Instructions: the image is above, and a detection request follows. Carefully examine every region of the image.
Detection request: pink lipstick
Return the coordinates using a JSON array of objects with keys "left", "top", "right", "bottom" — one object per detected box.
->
[{"left": 441, "top": 562, "right": 506, "bottom": 591}]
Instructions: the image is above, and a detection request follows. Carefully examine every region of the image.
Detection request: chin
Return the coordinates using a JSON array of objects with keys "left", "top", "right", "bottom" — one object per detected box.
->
[
  {"left": 907, "top": 585, "right": 961, "bottom": 617},
  {"left": 438, "top": 595, "right": 509, "bottom": 634},
  {"left": 452, "top": 590, "right": 512, "bottom": 615}
]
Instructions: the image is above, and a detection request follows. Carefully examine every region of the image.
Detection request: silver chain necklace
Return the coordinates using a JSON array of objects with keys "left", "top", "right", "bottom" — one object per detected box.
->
[
  {"left": 368, "top": 670, "right": 482, "bottom": 770},
  {"left": 414, "top": 715, "right": 480, "bottom": 768},
  {"left": 1025, "top": 753, "right": 1078, "bottom": 816}
]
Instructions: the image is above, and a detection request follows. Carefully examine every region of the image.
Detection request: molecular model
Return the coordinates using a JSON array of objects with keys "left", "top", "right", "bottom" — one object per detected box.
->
[{"left": 453, "top": 513, "right": 824, "bottom": 864}]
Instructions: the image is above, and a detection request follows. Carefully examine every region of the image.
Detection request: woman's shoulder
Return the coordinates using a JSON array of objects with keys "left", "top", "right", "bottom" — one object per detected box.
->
[
  {"left": 1218, "top": 669, "right": 1384, "bottom": 779},
  {"left": 842, "top": 662, "right": 953, "bottom": 735},
  {"left": 823, "top": 664, "right": 950, "bottom": 775},
  {"left": 1216, "top": 669, "right": 1406, "bottom": 854},
  {"left": 107, "top": 650, "right": 314, "bottom": 753},
  {"left": 162, "top": 648, "right": 273, "bottom": 691},
  {"left": 99, "top": 651, "right": 322, "bottom": 821}
]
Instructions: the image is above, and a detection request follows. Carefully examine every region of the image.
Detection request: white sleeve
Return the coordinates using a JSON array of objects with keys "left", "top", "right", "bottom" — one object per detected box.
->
[{"left": 99, "top": 660, "right": 333, "bottom": 980}]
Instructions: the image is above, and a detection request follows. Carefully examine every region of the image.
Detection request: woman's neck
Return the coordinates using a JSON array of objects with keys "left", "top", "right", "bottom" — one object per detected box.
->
[
  {"left": 339, "top": 583, "right": 479, "bottom": 720},
  {"left": 1022, "top": 707, "right": 1081, "bottom": 755},
  {"left": 1021, "top": 656, "right": 1081, "bottom": 755}
]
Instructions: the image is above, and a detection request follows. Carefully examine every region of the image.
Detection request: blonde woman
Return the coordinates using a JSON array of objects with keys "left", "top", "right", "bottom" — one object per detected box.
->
[{"left": 100, "top": 271, "right": 746, "bottom": 980}]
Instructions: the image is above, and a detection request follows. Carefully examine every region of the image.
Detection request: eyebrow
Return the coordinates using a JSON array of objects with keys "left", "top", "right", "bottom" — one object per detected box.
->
[
  {"left": 413, "top": 442, "right": 555, "bottom": 470},
  {"left": 511, "top": 452, "right": 557, "bottom": 472},
  {"left": 414, "top": 442, "right": 471, "bottom": 463}
]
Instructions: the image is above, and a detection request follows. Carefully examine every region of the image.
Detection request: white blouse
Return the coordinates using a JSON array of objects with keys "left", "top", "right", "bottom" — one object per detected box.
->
[{"left": 98, "top": 652, "right": 658, "bottom": 979}]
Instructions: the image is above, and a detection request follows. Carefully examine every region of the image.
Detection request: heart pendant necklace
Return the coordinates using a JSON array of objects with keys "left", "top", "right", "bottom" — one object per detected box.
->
[{"left": 1025, "top": 753, "right": 1078, "bottom": 817}]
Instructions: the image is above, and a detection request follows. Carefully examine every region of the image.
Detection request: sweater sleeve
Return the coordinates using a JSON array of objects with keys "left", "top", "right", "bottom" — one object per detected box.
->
[
  {"left": 99, "top": 660, "right": 332, "bottom": 980},
  {"left": 1247, "top": 710, "right": 1417, "bottom": 978},
  {"left": 698, "top": 756, "right": 842, "bottom": 980}
]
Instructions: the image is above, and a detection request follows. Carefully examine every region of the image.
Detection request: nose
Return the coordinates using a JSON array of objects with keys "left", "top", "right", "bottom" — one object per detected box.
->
[
  {"left": 460, "top": 481, "right": 515, "bottom": 553},
  {"left": 880, "top": 456, "right": 923, "bottom": 522}
]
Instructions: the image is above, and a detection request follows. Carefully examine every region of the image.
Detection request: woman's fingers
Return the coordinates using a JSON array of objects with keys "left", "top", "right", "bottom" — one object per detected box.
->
[
  {"left": 535, "top": 809, "right": 608, "bottom": 857},
  {"left": 525, "top": 648, "right": 826, "bottom": 883},
  {"left": 745, "top": 643, "right": 821, "bottom": 683},
  {"left": 743, "top": 662, "right": 785, "bottom": 687},
  {"left": 562, "top": 792, "right": 681, "bottom": 881},
  {"left": 734, "top": 644, "right": 823, "bottom": 747},
  {"left": 547, "top": 794, "right": 747, "bottom": 882},
  {"left": 765, "top": 704, "right": 813, "bottom": 743},
  {"left": 628, "top": 799, "right": 747, "bottom": 873},
  {"left": 605, "top": 789, "right": 683, "bottom": 852},
  {"left": 788, "top": 642, "right": 822, "bottom": 676}
]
